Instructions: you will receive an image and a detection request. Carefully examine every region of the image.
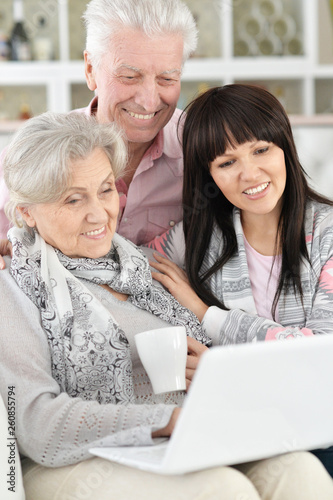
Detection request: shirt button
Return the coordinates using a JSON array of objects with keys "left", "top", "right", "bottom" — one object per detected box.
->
[
  {"left": 123, "top": 218, "right": 128, "bottom": 223},
  {"left": 169, "top": 220, "right": 175, "bottom": 227}
]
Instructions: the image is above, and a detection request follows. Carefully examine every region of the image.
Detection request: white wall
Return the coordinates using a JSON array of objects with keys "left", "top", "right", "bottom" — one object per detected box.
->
[{"left": 293, "top": 126, "right": 333, "bottom": 199}]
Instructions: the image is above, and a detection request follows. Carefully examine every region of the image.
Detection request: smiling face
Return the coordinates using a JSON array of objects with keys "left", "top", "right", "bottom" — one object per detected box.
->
[
  {"left": 84, "top": 28, "right": 183, "bottom": 149},
  {"left": 210, "top": 140, "right": 287, "bottom": 223},
  {"left": 19, "top": 148, "right": 119, "bottom": 259}
]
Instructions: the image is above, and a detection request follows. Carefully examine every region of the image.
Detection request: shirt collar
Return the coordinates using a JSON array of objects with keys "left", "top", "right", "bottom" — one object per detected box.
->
[
  {"left": 143, "top": 129, "right": 163, "bottom": 161},
  {"left": 145, "top": 111, "right": 183, "bottom": 161}
]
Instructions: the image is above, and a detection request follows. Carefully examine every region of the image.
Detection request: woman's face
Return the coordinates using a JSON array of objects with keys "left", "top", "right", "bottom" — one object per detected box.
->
[
  {"left": 209, "top": 140, "right": 287, "bottom": 221},
  {"left": 21, "top": 148, "right": 120, "bottom": 259}
]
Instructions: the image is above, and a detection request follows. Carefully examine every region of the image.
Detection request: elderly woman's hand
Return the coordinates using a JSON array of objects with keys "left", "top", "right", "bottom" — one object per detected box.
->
[
  {"left": 150, "top": 253, "right": 209, "bottom": 322},
  {"left": 152, "top": 407, "right": 181, "bottom": 438},
  {"left": 186, "top": 337, "right": 209, "bottom": 391},
  {"left": 0, "top": 239, "right": 12, "bottom": 269}
]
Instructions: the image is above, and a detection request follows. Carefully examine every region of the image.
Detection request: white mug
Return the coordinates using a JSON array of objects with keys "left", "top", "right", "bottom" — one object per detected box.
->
[{"left": 135, "top": 326, "right": 187, "bottom": 394}]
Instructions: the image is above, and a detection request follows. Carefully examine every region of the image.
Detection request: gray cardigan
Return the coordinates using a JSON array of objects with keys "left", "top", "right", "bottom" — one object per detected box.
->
[{"left": 0, "top": 258, "right": 180, "bottom": 467}]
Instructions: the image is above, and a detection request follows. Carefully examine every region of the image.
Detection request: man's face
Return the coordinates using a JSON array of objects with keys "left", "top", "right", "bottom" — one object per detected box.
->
[{"left": 85, "top": 28, "right": 184, "bottom": 147}]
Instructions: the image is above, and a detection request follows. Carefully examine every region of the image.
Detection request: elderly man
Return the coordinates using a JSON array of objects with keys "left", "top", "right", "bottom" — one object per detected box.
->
[{"left": 0, "top": 0, "right": 197, "bottom": 264}]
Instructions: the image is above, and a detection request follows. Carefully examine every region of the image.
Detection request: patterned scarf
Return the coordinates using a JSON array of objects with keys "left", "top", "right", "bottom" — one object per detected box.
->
[{"left": 8, "top": 227, "right": 210, "bottom": 405}]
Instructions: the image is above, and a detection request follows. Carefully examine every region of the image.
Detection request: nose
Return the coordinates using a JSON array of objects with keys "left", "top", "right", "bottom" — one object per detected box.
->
[
  {"left": 86, "top": 198, "right": 109, "bottom": 224},
  {"left": 134, "top": 77, "right": 161, "bottom": 112},
  {"left": 239, "top": 158, "right": 262, "bottom": 182}
]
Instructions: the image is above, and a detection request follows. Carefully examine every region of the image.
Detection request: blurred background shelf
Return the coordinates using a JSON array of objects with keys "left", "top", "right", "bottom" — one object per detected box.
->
[
  {"left": 1, "top": 0, "right": 333, "bottom": 200},
  {"left": 0, "top": 0, "right": 333, "bottom": 119}
]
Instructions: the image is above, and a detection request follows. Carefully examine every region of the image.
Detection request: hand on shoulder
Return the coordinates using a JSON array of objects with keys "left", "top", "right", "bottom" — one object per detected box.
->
[{"left": 150, "top": 252, "right": 209, "bottom": 321}]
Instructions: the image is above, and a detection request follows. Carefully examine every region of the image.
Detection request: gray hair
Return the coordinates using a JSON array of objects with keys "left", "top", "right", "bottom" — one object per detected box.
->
[
  {"left": 4, "top": 111, "right": 127, "bottom": 229},
  {"left": 82, "top": 0, "right": 198, "bottom": 68}
]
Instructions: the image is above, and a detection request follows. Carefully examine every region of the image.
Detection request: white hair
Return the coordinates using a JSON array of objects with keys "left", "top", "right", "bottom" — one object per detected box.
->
[
  {"left": 4, "top": 111, "right": 127, "bottom": 229},
  {"left": 82, "top": 0, "right": 198, "bottom": 68}
]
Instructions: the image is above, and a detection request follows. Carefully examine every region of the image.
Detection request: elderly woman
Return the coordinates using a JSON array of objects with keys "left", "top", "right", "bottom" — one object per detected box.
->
[{"left": 0, "top": 112, "right": 332, "bottom": 500}]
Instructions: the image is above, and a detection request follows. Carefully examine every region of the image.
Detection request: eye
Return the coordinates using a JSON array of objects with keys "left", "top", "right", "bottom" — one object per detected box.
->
[
  {"left": 158, "top": 75, "right": 180, "bottom": 86},
  {"left": 218, "top": 159, "right": 235, "bottom": 169},
  {"left": 118, "top": 75, "right": 139, "bottom": 84},
  {"left": 161, "top": 77, "right": 174, "bottom": 83},
  {"left": 101, "top": 182, "right": 115, "bottom": 195},
  {"left": 254, "top": 146, "right": 269, "bottom": 155},
  {"left": 66, "top": 198, "right": 80, "bottom": 205}
]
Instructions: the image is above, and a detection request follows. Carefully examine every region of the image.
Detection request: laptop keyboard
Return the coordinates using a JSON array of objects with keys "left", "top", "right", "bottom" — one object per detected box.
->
[{"left": 124, "top": 441, "right": 169, "bottom": 465}]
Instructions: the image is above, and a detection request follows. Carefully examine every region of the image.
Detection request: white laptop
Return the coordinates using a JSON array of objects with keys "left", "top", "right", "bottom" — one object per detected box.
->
[{"left": 90, "top": 334, "right": 333, "bottom": 475}]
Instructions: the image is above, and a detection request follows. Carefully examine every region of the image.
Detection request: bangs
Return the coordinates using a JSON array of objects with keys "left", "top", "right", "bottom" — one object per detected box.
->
[{"left": 184, "top": 85, "right": 288, "bottom": 169}]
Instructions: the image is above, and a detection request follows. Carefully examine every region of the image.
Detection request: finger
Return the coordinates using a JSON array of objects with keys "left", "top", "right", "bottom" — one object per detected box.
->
[
  {"left": 186, "top": 355, "right": 199, "bottom": 371},
  {"left": 152, "top": 253, "right": 188, "bottom": 278},
  {"left": 151, "top": 271, "right": 185, "bottom": 299},
  {"left": 150, "top": 258, "right": 182, "bottom": 276},
  {"left": 151, "top": 263, "right": 184, "bottom": 285},
  {"left": 185, "top": 367, "right": 196, "bottom": 381},
  {"left": 150, "top": 261, "right": 177, "bottom": 279},
  {"left": 151, "top": 270, "right": 177, "bottom": 290},
  {"left": 152, "top": 252, "right": 173, "bottom": 264},
  {"left": 187, "top": 336, "right": 209, "bottom": 356},
  {"left": 0, "top": 255, "right": 6, "bottom": 270}
]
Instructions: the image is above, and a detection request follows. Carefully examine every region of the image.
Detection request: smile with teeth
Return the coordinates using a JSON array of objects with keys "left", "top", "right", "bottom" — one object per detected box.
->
[
  {"left": 243, "top": 182, "right": 270, "bottom": 195},
  {"left": 127, "top": 110, "right": 156, "bottom": 120},
  {"left": 83, "top": 226, "right": 105, "bottom": 236}
]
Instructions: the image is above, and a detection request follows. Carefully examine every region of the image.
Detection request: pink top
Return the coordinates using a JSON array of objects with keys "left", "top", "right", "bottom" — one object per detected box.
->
[
  {"left": 243, "top": 235, "right": 281, "bottom": 321},
  {"left": 0, "top": 97, "right": 184, "bottom": 245}
]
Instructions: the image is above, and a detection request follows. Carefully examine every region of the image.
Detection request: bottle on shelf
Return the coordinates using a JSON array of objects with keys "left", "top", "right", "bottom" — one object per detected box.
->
[
  {"left": 18, "top": 103, "right": 31, "bottom": 120},
  {"left": 10, "top": 0, "right": 31, "bottom": 61},
  {"left": 18, "top": 104, "right": 32, "bottom": 120},
  {"left": 33, "top": 15, "right": 53, "bottom": 61},
  {"left": 18, "top": 94, "right": 32, "bottom": 120}
]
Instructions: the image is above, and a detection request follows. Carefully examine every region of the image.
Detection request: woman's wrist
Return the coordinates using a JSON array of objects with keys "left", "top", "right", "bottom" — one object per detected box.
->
[
  {"left": 195, "top": 301, "right": 209, "bottom": 322},
  {"left": 152, "top": 408, "right": 181, "bottom": 437}
]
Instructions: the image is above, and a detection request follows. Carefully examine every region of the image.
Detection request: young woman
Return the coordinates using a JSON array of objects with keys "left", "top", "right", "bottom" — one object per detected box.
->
[{"left": 149, "top": 84, "right": 333, "bottom": 475}]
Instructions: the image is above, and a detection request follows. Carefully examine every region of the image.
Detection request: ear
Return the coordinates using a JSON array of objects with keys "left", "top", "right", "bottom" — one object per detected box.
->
[
  {"left": 17, "top": 206, "right": 36, "bottom": 228},
  {"left": 84, "top": 51, "right": 97, "bottom": 91}
]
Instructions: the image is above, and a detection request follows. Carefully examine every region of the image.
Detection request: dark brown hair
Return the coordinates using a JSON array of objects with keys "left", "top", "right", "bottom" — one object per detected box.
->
[{"left": 181, "top": 84, "right": 333, "bottom": 315}]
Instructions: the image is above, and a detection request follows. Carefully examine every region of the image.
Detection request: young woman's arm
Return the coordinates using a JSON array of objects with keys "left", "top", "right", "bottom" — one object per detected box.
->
[
  {"left": 151, "top": 252, "right": 333, "bottom": 344},
  {"left": 150, "top": 238, "right": 333, "bottom": 345}
]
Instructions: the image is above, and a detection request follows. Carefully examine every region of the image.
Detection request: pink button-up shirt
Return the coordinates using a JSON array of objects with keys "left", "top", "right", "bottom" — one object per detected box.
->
[
  {"left": 115, "top": 110, "right": 184, "bottom": 245},
  {"left": 0, "top": 98, "right": 184, "bottom": 245}
]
